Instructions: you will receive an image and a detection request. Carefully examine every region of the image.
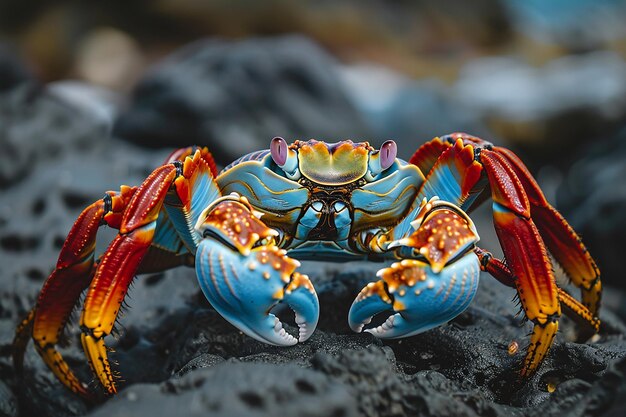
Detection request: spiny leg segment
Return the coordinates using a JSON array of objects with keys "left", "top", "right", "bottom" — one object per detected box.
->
[
  {"left": 494, "top": 147, "right": 601, "bottom": 317},
  {"left": 14, "top": 147, "right": 219, "bottom": 399},
  {"left": 78, "top": 148, "right": 218, "bottom": 395},
  {"left": 474, "top": 247, "right": 600, "bottom": 334},
  {"left": 13, "top": 186, "right": 137, "bottom": 399}
]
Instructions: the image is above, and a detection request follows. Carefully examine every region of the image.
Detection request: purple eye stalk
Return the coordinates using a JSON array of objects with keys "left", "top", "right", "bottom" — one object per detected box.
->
[
  {"left": 366, "top": 140, "right": 397, "bottom": 180},
  {"left": 380, "top": 140, "right": 397, "bottom": 170},
  {"left": 270, "top": 137, "right": 288, "bottom": 166},
  {"left": 270, "top": 137, "right": 300, "bottom": 179}
]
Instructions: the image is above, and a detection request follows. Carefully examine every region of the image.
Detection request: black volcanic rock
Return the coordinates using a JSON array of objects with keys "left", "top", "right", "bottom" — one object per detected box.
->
[
  {"left": 87, "top": 362, "right": 358, "bottom": 417},
  {"left": 114, "top": 36, "right": 372, "bottom": 165},
  {"left": 0, "top": 43, "right": 32, "bottom": 92},
  {"left": 556, "top": 129, "right": 626, "bottom": 291}
]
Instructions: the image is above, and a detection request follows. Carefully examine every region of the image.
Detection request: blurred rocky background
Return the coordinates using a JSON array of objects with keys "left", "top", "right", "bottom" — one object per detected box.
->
[{"left": 1, "top": 1, "right": 626, "bottom": 416}]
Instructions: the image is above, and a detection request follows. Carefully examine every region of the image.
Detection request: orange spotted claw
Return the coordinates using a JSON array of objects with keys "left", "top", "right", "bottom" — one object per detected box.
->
[
  {"left": 349, "top": 198, "right": 481, "bottom": 338},
  {"left": 195, "top": 196, "right": 319, "bottom": 345}
]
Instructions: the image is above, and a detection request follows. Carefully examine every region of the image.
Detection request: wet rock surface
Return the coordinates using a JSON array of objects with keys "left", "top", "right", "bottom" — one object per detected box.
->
[{"left": 0, "top": 37, "right": 625, "bottom": 417}]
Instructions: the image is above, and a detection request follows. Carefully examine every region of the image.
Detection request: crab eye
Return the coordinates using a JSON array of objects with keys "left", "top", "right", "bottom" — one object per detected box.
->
[
  {"left": 270, "top": 137, "right": 300, "bottom": 180},
  {"left": 380, "top": 140, "right": 397, "bottom": 170},
  {"left": 271, "top": 137, "right": 288, "bottom": 166}
]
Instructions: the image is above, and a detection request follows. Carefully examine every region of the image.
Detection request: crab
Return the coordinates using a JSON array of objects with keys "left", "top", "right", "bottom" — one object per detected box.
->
[{"left": 13, "top": 133, "right": 601, "bottom": 400}]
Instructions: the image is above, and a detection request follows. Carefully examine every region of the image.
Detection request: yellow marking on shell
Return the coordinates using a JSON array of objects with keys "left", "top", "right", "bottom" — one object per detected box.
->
[
  {"left": 508, "top": 341, "right": 519, "bottom": 355},
  {"left": 273, "top": 288, "right": 284, "bottom": 299},
  {"left": 263, "top": 271, "right": 271, "bottom": 279},
  {"left": 297, "top": 140, "right": 371, "bottom": 186}
]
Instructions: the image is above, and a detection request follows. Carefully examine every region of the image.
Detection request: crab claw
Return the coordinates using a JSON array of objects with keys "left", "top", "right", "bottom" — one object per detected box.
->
[
  {"left": 350, "top": 199, "right": 482, "bottom": 339},
  {"left": 195, "top": 197, "right": 319, "bottom": 345},
  {"left": 349, "top": 254, "right": 480, "bottom": 338}
]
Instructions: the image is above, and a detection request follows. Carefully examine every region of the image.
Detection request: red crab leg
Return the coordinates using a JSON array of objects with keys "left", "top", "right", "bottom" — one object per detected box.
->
[
  {"left": 79, "top": 164, "right": 177, "bottom": 395},
  {"left": 409, "top": 133, "right": 598, "bottom": 375},
  {"left": 474, "top": 247, "right": 600, "bottom": 333},
  {"left": 79, "top": 148, "right": 218, "bottom": 395},
  {"left": 13, "top": 186, "right": 137, "bottom": 399},
  {"left": 478, "top": 147, "right": 561, "bottom": 377},
  {"left": 494, "top": 147, "right": 601, "bottom": 316},
  {"left": 165, "top": 146, "right": 218, "bottom": 177}
]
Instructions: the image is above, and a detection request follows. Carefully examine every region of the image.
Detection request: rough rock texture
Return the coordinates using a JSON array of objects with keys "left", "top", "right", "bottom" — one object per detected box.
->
[
  {"left": 88, "top": 362, "right": 359, "bottom": 417},
  {"left": 114, "top": 36, "right": 372, "bottom": 164},
  {"left": 1, "top": 44, "right": 625, "bottom": 417}
]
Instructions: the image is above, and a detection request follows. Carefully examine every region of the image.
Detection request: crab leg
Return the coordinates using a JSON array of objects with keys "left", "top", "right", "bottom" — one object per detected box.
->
[
  {"left": 478, "top": 148, "right": 561, "bottom": 376},
  {"left": 416, "top": 134, "right": 567, "bottom": 375},
  {"left": 14, "top": 148, "right": 218, "bottom": 399},
  {"left": 380, "top": 134, "right": 593, "bottom": 376},
  {"left": 13, "top": 186, "right": 137, "bottom": 398},
  {"left": 79, "top": 164, "right": 179, "bottom": 394},
  {"left": 79, "top": 148, "right": 224, "bottom": 395},
  {"left": 495, "top": 147, "right": 601, "bottom": 316},
  {"left": 474, "top": 247, "right": 600, "bottom": 333}
]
